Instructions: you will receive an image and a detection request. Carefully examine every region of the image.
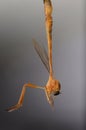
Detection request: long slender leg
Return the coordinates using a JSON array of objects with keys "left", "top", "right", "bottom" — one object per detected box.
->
[
  {"left": 45, "top": 88, "right": 54, "bottom": 107},
  {"left": 6, "top": 83, "right": 44, "bottom": 112},
  {"left": 43, "top": 0, "right": 53, "bottom": 77}
]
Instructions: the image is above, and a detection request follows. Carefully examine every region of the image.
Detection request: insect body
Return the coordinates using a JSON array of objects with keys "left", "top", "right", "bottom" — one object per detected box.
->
[{"left": 6, "top": 0, "right": 61, "bottom": 112}]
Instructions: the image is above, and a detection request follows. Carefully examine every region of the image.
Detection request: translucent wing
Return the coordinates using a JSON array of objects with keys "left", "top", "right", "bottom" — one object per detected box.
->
[{"left": 33, "top": 39, "right": 50, "bottom": 73}]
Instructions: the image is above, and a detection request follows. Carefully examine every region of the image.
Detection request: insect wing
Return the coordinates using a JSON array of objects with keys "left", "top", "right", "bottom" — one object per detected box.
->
[{"left": 33, "top": 39, "right": 50, "bottom": 73}]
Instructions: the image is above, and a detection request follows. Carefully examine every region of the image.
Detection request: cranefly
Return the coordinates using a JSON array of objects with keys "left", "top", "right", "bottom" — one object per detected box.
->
[{"left": 6, "top": 0, "right": 61, "bottom": 112}]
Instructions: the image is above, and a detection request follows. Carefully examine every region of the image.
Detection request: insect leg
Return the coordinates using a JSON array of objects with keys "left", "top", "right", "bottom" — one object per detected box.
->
[
  {"left": 45, "top": 88, "right": 54, "bottom": 108},
  {"left": 6, "top": 83, "right": 44, "bottom": 112}
]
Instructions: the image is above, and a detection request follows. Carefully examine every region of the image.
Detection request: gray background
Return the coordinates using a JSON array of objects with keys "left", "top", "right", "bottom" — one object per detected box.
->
[{"left": 0, "top": 0, "right": 85, "bottom": 130}]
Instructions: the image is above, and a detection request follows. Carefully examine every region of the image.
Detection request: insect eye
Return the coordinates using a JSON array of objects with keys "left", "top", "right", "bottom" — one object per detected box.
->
[{"left": 54, "top": 91, "right": 60, "bottom": 96}]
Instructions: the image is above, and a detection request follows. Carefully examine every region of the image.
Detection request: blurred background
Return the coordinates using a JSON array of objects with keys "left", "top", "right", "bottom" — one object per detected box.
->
[{"left": 0, "top": 0, "right": 85, "bottom": 130}]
